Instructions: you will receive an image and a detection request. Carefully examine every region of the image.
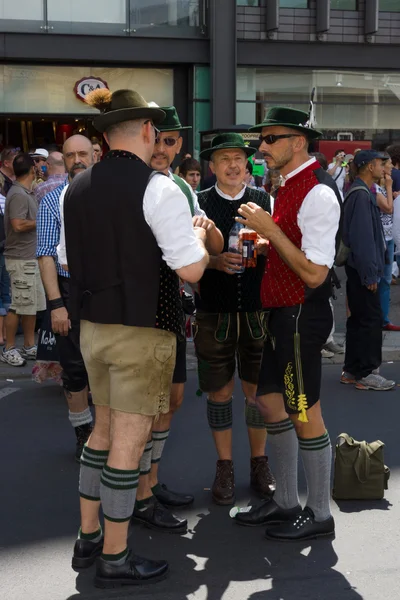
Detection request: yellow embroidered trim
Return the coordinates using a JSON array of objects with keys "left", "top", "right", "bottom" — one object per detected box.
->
[
  {"left": 284, "top": 362, "right": 296, "bottom": 409},
  {"left": 294, "top": 331, "right": 308, "bottom": 423}
]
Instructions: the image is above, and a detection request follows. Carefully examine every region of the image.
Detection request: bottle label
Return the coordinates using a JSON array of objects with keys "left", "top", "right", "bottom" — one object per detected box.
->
[{"left": 243, "top": 240, "right": 254, "bottom": 259}]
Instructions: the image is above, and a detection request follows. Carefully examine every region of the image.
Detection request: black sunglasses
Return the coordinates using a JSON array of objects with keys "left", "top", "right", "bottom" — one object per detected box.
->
[
  {"left": 259, "top": 134, "right": 302, "bottom": 145},
  {"left": 154, "top": 136, "right": 178, "bottom": 147}
]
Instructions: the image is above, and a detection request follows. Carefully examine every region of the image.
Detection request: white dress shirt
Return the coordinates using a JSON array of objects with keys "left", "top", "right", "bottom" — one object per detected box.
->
[
  {"left": 215, "top": 182, "right": 247, "bottom": 201},
  {"left": 280, "top": 157, "right": 340, "bottom": 269},
  {"left": 58, "top": 172, "right": 205, "bottom": 271}
]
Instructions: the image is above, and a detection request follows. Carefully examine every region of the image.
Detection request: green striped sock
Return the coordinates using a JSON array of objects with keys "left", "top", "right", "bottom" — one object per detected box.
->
[
  {"left": 151, "top": 430, "right": 169, "bottom": 464},
  {"left": 207, "top": 397, "right": 232, "bottom": 432},
  {"left": 79, "top": 445, "right": 109, "bottom": 501},
  {"left": 265, "top": 419, "right": 299, "bottom": 509},
  {"left": 139, "top": 440, "right": 153, "bottom": 475},
  {"left": 101, "top": 547, "right": 129, "bottom": 566},
  {"left": 299, "top": 431, "right": 332, "bottom": 521},
  {"left": 266, "top": 418, "right": 295, "bottom": 436},
  {"left": 100, "top": 465, "right": 139, "bottom": 523}
]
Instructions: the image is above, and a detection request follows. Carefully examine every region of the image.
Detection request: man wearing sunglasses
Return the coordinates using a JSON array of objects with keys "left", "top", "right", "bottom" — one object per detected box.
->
[
  {"left": 131, "top": 106, "right": 223, "bottom": 533},
  {"left": 233, "top": 107, "right": 341, "bottom": 542}
]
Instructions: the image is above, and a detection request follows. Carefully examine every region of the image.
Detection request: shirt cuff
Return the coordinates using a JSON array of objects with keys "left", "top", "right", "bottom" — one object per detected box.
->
[
  {"left": 302, "top": 248, "right": 335, "bottom": 269},
  {"left": 165, "top": 245, "right": 205, "bottom": 271}
]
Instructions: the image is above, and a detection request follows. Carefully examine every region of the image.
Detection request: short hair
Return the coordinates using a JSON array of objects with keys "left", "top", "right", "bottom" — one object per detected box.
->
[
  {"left": 91, "top": 137, "right": 102, "bottom": 146},
  {"left": 179, "top": 157, "right": 201, "bottom": 177},
  {"left": 386, "top": 144, "right": 400, "bottom": 166},
  {"left": 13, "top": 153, "right": 35, "bottom": 178},
  {"left": 106, "top": 119, "right": 145, "bottom": 140},
  {"left": 334, "top": 149, "right": 345, "bottom": 156},
  {"left": 1, "top": 146, "right": 18, "bottom": 163},
  {"left": 310, "top": 152, "right": 328, "bottom": 170}
]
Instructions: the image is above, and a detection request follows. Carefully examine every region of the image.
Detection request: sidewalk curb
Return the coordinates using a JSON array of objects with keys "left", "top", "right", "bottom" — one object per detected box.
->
[{"left": 322, "top": 348, "right": 400, "bottom": 366}]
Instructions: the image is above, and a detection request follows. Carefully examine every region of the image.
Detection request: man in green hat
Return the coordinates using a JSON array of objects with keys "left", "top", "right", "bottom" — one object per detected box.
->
[
  {"left": 64, "top": 89, "right": 209, "bottom": 587},
  {"left": 233, "top": 106, "right": 341, "bottom": 541},
  {"left": 194, "top": 132, "right": 275, "bottom": 506},
  {"left": 132, "top": 106, "right": 224, "bottom": 529}
]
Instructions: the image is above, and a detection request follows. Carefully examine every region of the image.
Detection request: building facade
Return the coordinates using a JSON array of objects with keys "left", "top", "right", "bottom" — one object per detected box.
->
[{"left": 0, "top": 0, "right": 400, "bottom": 157}]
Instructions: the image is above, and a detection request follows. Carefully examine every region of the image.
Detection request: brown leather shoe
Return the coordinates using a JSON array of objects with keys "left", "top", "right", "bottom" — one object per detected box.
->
[
  {"left": 212, "top": 460, "right": 235, "bottom": 505},
  {"left": 250, "top": 456, "right": 276, "bottom": 498}
]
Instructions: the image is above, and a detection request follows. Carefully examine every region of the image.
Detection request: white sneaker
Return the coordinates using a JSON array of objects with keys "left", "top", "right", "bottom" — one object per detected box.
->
[
  {"left": 20, "top": 345, "right": 37, "bottom": 360},
  {"left": 321, "top": 348, "right": 334, "bottom": 359},
  {"left": 1, "top": 347, "right": 26, "bottom": 367},
  {"left": 355, "top": 373, "right": 395, "bottom": 391}
]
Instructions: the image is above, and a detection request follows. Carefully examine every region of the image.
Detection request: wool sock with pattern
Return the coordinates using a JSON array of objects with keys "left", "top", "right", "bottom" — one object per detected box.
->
[
  {"left": 69, "top": 407, "right": 93, "bottom": 428},
  {"left": 245, "top": 399, "right": 265, "bottom": 429},
  {"left": 299, "top": 431, "right": 332, "bottom": 522},
  {"left": 265, "top": 419, "right": 300, "bottom": 510},
  {"left": 151, "top": 430, "right": 169, "bottom": 465},
  {"left": 139, "top": 440, "right": 153, "bottom": 475},
  {"left": 100, "top": 466, "right": 139, "bottom": 522},
  {"left": 207, "top": 397, "right": 233, "bottom": 431},
  {"left": 79, "top": 445, "right": 109, "bottom": 501}
]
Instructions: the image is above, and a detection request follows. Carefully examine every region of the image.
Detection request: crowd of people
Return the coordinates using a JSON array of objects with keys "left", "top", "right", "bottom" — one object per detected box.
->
[{"left": 0, "top": 89, "right": 398, "bottom": 590}]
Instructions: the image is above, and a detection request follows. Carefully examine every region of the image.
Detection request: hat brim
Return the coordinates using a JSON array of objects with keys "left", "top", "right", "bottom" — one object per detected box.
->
[
  {"left": 158, "top": 125, "right": 192, "bottom": 132},
  {"left": 200, "top": 144, "right": 257, "bottom": 161},
  {"left": 94, "top": 107, "right": 166, "bottom": 133},
  {"left": 249, "top": 121, "right": 322, "bottom": 140}
]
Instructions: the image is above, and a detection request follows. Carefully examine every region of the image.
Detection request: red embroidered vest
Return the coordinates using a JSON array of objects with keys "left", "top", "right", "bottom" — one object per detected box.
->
[{"left": 261, "top": 162, "right": 321, "bottom": 308}]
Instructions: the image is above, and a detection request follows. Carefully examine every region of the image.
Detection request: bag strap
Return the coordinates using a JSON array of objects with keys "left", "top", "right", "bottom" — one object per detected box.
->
[
  {"left": 353, "top": 440, "right": 385, "bottom": 483},
  {"left": 333, "top": 166, "right": 344, "bottom": 181},
  {"left": 336, "top": 432, "right": 356, "bottom": 446},
  {"left": 173, "top": 174, "right": 195, "bottom": 217}
]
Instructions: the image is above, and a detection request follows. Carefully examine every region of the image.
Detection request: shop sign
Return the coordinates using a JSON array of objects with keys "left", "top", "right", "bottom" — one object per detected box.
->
[{"left": 74, "top": 77, "right": 109, "bottom": 102}]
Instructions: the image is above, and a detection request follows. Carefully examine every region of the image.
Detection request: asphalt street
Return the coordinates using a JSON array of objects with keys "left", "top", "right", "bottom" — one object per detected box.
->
[{"left": 1, "top": 365, "right": 400, "bottom": 600}]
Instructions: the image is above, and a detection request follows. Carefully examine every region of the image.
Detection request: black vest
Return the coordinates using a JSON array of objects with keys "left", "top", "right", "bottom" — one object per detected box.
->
[
  {"left": 196, "top": 186, "right": 271, "bottom": 313},
  {"left": 64, "top": 151, "right": 184, "bottom": 338}
]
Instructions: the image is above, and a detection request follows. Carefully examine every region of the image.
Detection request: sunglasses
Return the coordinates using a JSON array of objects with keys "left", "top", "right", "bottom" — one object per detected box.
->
[
  {"left": 154, "top": 136, "right": 178, "bottom": 147},
  {"left": 259, "top": 134, "right": 302, "bottom": 145}
]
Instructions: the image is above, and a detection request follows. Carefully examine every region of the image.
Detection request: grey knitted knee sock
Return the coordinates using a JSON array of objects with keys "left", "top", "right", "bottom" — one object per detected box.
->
[
  {"left": 100, "top": 466, "right": 139, "bottom": 522},
  {"left": 299, "top": 431, "right": 332, "bottom": 522},
  {"left": 265, "top": 419, "right": 300, "bottom": 509}
]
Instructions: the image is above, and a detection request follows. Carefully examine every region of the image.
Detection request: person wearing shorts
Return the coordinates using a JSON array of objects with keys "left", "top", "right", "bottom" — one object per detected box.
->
[
  {"left": 37, "top": 135, "right": 95, "bottom": 462},
  {"left": 2, "top": 153, "right": 46, "bottom": 367},
  {"left": 64, "top": 89, "right": 208, "bottom": 589},
  {"left": 195, "top": 132, "right": 275, "bottom": 506},
  {"left": 133, "top": 106, "right": 223, "bottom": 529},
  {"left": 234, "top": 107, "right": 341, "bottom": 542}
]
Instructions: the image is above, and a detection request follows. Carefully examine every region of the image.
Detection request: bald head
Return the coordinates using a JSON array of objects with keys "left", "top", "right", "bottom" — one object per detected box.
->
[
  {"left": 63, "top": 134, "right": 94, "bottom": 180},
  {"left": 46, "top": 151, "right": 65, "bottom": 176}
]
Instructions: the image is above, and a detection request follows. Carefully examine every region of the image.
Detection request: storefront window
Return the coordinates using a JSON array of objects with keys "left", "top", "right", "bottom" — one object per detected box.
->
[
  {"left": 0, "top": 0, "right": 205, "bottom": 36},
  {"left": 280, "top": 1, "right": 308, "bottom": 8},
  {"left": 380, "top": 0, "right": 400, "bottom": 11},
  {"left": 237, "top": 1, "right": 260, "bottom": 6},
  {"left": 0, "top": 0, "right": 43, "bottom": 32},
  {"left": 331, "top": 0, "right": 357, "bottom": 8},
  {"left": 237, "top": 67, "right": 400, "bottom": 147},
  {"left": 47, "top": 0, "right": 126, "bottom": 34},
  {"left": 129, "top": 0, "right": 202, "bottom": 38}
]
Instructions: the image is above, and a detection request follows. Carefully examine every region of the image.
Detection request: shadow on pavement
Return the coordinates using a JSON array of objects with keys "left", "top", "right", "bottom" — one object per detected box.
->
[{"left": 335, "top": 499, "right": 392, "bottom": 513}]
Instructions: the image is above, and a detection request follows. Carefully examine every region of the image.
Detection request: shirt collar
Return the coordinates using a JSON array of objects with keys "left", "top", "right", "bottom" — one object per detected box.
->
[
  {"left": 13, "top": 181, "right": 34, "bottom": 194},
  {"left": 215, "top": 182, "right": 247, "bottom": 201},
  {"left": 280, "top": 157, "right": 317, "bottom": 188}
]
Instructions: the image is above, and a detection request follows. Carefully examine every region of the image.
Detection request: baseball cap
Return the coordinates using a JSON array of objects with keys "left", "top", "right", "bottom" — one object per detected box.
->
[
  {"left": 30, "top": 148, "right": 49, "bottom": 159},
  {"left": 354, "top": 150, "right": 388, "bottom": 168}
]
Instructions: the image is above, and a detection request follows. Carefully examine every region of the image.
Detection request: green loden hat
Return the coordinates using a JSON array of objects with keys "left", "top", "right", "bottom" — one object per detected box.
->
[
  {"left": 200, "top": 132, "right": 257, "bottom": 161},
  {"left": 158, "top": 106, "right": 192, "bottom": 132},
  {"left": 249, "top": 106, "right": 322, "bottom": 140},
  {"left": 89, "top": 89, "right": 166, "bottom": 134}
]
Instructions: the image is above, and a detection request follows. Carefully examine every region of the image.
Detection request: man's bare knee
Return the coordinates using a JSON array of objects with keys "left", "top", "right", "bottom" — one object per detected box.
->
[
  {"left": 256, "top": 392, "right": 287, "bottom": 423},
  {"left": 90, "top": 405, "right": 111, "bottom": 448},
  {"left": 209, "top": 380, "right": 235, "bottom": 403},
  {"left": 109, "top": 410, "right": 153, "bottom": 469},
  {"left": 170, "top": 383, "right": 184, "bottom": 413}
]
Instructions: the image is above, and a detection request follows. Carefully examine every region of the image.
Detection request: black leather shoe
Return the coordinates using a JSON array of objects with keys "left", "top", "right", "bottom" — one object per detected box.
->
[
  {"left": 131, "top": 496, "right": 187, "bottom": 534},
  {"left": 153, "top": 483, "right": 194, "bottom": 508},
  {"left": 71, "top": 537, "right": 103, "bottom": 570},
  {"left": 94, "top": 549, "right": 168, "bottom": 589},
  {"left": 234, "top": 499, "right": 302, "bottom": 527},
  {"left": 250, "top": 456, "right": 276, "bottom": 498},
  {"left": 265, "top": 507, "right": 335, "bottom": 541}
]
